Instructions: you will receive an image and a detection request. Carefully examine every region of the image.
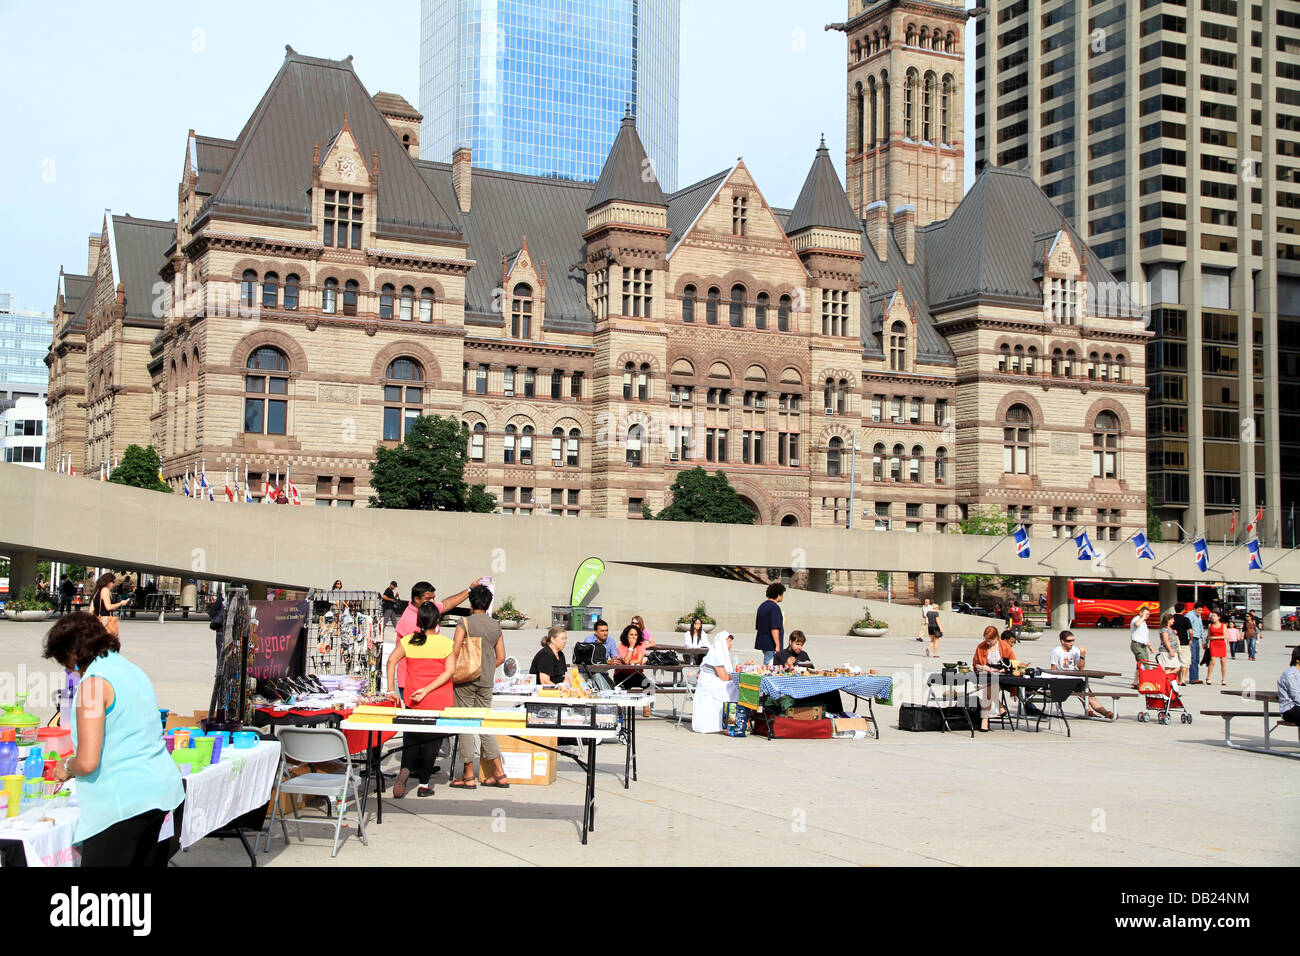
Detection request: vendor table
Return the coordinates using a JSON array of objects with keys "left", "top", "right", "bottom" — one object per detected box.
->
[
  {"left": 743, "top": 673, "right": 893, "bottom": 739},
  {"left": 585, "top": 663, "right": 690, "bottom": 718},
  {"left": 253, "top": 704, "right": 395, "bottom": 755},
  {"left": 0, "top": 739, "right": 281, "bottom": 867},
  {"left": 993, "top": 674, "right": 1085, "bottom": 735},
  {"left": 493, "top": 694, "right": 652, "bottom": 788},
  {"left": 924, "top": 671, "right": 979, "bottom": 736}
]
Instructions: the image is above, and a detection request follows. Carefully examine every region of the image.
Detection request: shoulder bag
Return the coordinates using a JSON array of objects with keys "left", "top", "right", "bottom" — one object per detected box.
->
[{"left": 452, "top": 625, "right": 483, "bottom": 685}]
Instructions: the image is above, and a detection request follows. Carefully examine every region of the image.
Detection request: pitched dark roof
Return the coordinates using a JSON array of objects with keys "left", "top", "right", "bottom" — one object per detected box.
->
[
  {"left": 58, "top": 273, "right": 91, "bottom": 319},
  {"left": 63, "top": 275, "right": 94, "bottom": 337},
  {"left": 202, "top": 49, "right": 460, "bottom": 242},
  {"left": 586, "top": 112, "right": 667, "bottom": 211},
  {"left": 416, "top": 162, "right": 596, "bottom": 332},
  {"left": 193, "top": 135, "right": 235, "bottom": 197},
  {"left": 665, "top": 170, "right": 728, "bottom": 250},
  {"left": 372, "top": 91, "right": 421, "bottom": 120},
  {"left": 860, "top": 226, "right": 953, "bottom": 363},
  {"left": 110, "top": 215, "right": 174, "bottom": 325},
  {"left": 785, "top": 140, "right": 861, "bottom": 235}
]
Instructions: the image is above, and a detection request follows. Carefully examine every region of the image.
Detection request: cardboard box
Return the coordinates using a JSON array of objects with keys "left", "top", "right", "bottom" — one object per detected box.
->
[
  {"left": 786, "top": 705, "right": 824, "bottom": 721},
  {"left": 478, "top": 735, "right": 557, "bottom": 786},
  {"left": 831, "top": 716, "right": 870, "bottom": 736}
]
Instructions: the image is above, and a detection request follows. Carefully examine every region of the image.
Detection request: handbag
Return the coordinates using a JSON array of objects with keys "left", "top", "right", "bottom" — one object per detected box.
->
[
  {"left": 453, "top": 633, "right": 483, "bottom": 684},
  {"left": 99, "top": 616, "right": 120, "bottom": 638},
  {"left": 646, "top": 650, "right": 681, "bottom": 667}
]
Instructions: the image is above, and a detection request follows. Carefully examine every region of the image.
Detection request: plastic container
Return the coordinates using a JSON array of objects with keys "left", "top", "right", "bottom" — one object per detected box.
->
[
  {"left": 163, "top": 733, "right": 175, "bottom": 754},
  {"left": 3, "top": 773, "right": 23, "bottom": 818},
  {"left": 0, "top": 694, "right": 41, "bottom": 748},
  {"left": 172, "top": 730, "right": 191, "bottom": 750},
  {"left": 193, "top": 736, "right": 215, "bottom": 766},
  {"left": 37, "top": 727, "right": 72, "bottom": 758},
  {"left": 22, "top": 748, "right": 44, "bottom": 808},
  {"left": 232, "top": 731, "right": 259, "bottom": 749},
  {"left": 208, "top": 734, "right": 224, "bottom": 762},
  {"left": 0, "top": 729, "right": 18, "bottom": 776}
]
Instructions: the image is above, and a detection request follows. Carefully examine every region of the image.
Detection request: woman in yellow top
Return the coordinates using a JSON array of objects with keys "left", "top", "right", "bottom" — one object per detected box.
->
[{"left": 385, "top": 602, "right": 456, "bottom": 798}]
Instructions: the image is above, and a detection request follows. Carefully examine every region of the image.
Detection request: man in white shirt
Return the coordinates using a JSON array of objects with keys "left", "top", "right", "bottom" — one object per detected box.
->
[
  {"left": 1049, "top": 630, "right": 1112, "bottom": 719},
  {"left": 1129, "top": 606, "right": 1152, "bottom": 688}
]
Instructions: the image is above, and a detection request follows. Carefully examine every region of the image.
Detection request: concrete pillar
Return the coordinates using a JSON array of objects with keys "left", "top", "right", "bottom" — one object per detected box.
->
[
  {"left": 1262, "top": 582, "right": 1281, "bottom": 631},
  {"left": 933, "top": 572, "right": 953, "bottom": 611},
  {"left": 806, "top": 569, "right": 829, "bottom": 593},
  {"left": 1158, "top": 579, "right": 1177, "bottom": 614},
  {"left": 6, "top": 550, "right": 40, "bottom": 603},
  {"left": 1049, "top": 576, "right": 1070, "bottom": 632}
]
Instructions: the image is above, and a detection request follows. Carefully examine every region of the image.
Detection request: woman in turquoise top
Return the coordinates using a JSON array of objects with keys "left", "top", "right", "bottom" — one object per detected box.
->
[{"left": 45, "top": 613, "right": 185, "bottom": 866}]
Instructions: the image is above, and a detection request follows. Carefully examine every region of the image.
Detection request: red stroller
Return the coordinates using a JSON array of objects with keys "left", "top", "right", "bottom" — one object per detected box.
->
[{"left": 1135, "top": 663, "right": 1191, "bottom": 725}]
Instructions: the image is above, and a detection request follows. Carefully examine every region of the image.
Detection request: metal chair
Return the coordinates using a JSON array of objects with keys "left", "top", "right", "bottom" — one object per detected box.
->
[
  {"left": 1032, "top": 679, "right": 1077, "bottom": 737},
  {"left": 675, "top": 666, "right": 700, "bottom": 727},
  {"left": 262, "top": 727, "right": 368, "bottom": 858}
]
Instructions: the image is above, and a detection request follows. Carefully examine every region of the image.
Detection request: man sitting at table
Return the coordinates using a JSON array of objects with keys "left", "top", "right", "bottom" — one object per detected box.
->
[
  {"left": 581, "top": 619, "right": 619, "bottom": 663},
  {"left": 772, "top": 631, "right": 812, "bottom": 670},
  {"left": 1049, "top": 630, "right": 1113, "bottom": 720},
  {"left": 1279, "top": 647, "right": 1300, "bottom": 726}
]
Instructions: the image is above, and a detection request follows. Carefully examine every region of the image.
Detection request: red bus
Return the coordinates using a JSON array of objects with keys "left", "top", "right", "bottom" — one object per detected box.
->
[{"left": 1053, "top": 580, "right": 1213, "bottom": 628}]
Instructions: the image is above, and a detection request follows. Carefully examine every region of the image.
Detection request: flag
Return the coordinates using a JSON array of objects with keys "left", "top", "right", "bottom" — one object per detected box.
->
[
  {"left": 263, "top": 480, "right": 278, "bottom": 504},
  {"left": 285, "top": 479, "right": 301, "bottom": 505},
  {"left": 1074, "top": 530, "right": 1096, "bottom": 560},
  {"left": 1132, "top": 530, "right": 1156, "bottom": 560},
  {"left": 224, "top": 484, "right": 235, "bottom": 502},
  {"left": 182, "top": 472, "right": 191, "bottom": 497},
  {"left": 1247, "top": 537, "right": 1263, "bottom": 571},
  {"left": 206, "top": 485, "right": 214, "bottom": 502},
  {"left": 199, "top": 471, "right": 209, "bottom": 491},
  {"left": 1193, "top": 536, "right": 1209, "bottom": 573},
  {"left": 1012, "top": 525, "right": 1031, "bottom": 558},
  {"left": 158, "top": 468, "right": 165, "bottom": 485},
  {"left": 244, "top": 481, "right": 254, "bottom": 504},
  {"left": 68, "top": 462, "right": 74, "bottom": 477},
  {"left": 1246, "top": 505, "right": 1263, "bottom": 536},
  {"left": 1229, "top": 511, "right": 1237, "bottom": 537}
]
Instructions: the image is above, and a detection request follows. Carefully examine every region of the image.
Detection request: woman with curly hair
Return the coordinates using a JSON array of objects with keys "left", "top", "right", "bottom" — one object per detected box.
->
[{"left": 44, "top": 613, "right": 185, "bottom": 866}]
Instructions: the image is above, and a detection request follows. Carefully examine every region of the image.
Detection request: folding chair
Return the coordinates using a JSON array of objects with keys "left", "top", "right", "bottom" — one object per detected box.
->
[
  {"left": 675, "top": 665, "right": 700, "bottom": 727},
  {"left": 1032, "top": 679, "right": 1076, "bottom": 737},
  {"left": 262, "top": 727, "right": 368, "bottom": 858}
]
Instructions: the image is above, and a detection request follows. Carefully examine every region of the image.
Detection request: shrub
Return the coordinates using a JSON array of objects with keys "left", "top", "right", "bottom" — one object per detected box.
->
[
  {"left": 7, "top": 584, "right": 53, "bottom": 613},
  {"left": 853, "top": 604, "right": 888, "bottom": 629},
  {"left": 491, "top": 595, "right": 528, "bottom": 623},
  {"left": 677, "top": 599, "right": 716, "bottom": 626}
]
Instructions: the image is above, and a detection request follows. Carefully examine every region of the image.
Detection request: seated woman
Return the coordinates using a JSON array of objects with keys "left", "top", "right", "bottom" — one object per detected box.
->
[
  {"left": 972, "top": 625, "right": 1016, "bottom": 732},
  {"left": 630, "top": 614, "right": 655, "bottom": 648},
  {"left": 682, "top": 616, "right": 709, "bottom": 649},
  {"left": 612, "top": 623, "right": 653, "bottom": 716},
  {"left": 772, "top": 631, "right": 812, "bottom": 670},
  {"left": 691, "top": 630, "right": 738, "bottom": 734},
  {"left": 530, "top": 627, "right": 568, "bottom": 685},
  {"left": 384, "top": 601, "right": 456, "bottom": 798}
]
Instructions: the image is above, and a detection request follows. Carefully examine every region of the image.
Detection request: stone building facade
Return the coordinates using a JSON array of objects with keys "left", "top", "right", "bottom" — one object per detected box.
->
[{"left": 46, "top": 17, "right": 1149, "bottom": 597}]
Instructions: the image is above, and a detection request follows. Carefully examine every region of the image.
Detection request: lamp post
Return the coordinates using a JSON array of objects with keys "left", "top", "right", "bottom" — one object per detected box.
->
[{"left": 847, "top": 429, "right": 859, "bottom": 529}]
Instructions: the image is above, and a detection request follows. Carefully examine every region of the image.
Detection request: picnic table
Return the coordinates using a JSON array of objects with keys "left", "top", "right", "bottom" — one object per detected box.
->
[
  {"left": 649, "top": 643, "right": 708, "bottom": 659},
  {"left": 493, "top": 692, "right": 652, "bottom": 788},
  {"left": 585, "top": 663, "right": 691, "bottom": 719},
  {"left": 992, "top": 674, "right": 1085, "bottom": 736},
  {"left": 1060, "top": 668, "right": 1135, "bottom": 721},
  {"left": 1202, "top": 689, "right": 1300, "bottom": 759}
]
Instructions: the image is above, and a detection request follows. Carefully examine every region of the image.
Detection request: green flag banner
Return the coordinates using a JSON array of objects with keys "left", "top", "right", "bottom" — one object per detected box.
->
[{"left": 570, "top": 557, "right": 605, "bottom": 606}]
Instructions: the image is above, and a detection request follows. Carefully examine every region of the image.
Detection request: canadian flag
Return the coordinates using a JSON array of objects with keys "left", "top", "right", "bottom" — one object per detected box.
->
[
  {"left": 263, "top": 480, "right": 278, "bottom": 504},
  {"left": 225, "top": 484, "right": 235, "bottom": 502},
  {"left": 1246, "top": 505, "right": 1264, "bottom": 535},
  {"left": 285, "top": 479, "right": 302, "bottom": 505}
]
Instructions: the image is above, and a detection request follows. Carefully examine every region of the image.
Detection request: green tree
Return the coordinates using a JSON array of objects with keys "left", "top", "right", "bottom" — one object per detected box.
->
[
  {"left": 368, "top": 414, "right": 497, "bottom": 512},
  {"left": 1146, "top": 481, "right": 1164, "bottom": 542},
  {"left": 650, "top": 468, "right": 756, "bottom": 524},
  {"left": 952, "top": 505, "right": 1030, "bottom": 600},
  {"left": 109, "top": 444, "right": 172, "bottom": 493}
]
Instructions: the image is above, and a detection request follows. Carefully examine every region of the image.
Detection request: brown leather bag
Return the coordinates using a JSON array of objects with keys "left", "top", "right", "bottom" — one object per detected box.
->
[
  {"left": 452, "top": 629, "right": 482, "bottom": 685},
  {"left": 99, "top": 616, "right": 120, "bottom": 638}
]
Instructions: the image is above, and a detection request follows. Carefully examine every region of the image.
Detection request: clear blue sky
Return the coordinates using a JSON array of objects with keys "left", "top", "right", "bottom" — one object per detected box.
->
[{"left": 0, "top": 0, "right": 975, "bottom": 312}]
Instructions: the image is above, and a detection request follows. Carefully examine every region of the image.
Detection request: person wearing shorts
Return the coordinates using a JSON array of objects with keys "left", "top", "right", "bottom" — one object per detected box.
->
[{"left": 1129, "top": 607, "right": 1152, "bottom": 688}]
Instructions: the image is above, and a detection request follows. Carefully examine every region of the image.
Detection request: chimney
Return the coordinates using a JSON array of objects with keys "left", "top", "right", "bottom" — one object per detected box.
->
[
  {"left": 892, "top": 205, "right": 915, "bottom": 265},
  {"left": 865, "top": 201, "right": 888, "bottom": 262},
  {"left": 452, "top": 146, "right": 472, "bottom": 213},
  {"left": 87, "top": 234, "right": 102, "bottom": 275}
]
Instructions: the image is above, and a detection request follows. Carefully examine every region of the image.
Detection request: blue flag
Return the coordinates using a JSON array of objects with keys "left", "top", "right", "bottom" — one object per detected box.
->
[
  {"left": 1247, "top": 537, "right": 1263, "bottom": 571},
  {"left": 1013, "top": 525, "right": 1031, "bottom": 558},
  {"left": 1132, "top": 530, "right": 1156, "bottom": 560},
  {"left": 1074, "top": 530, "right": 1096, "bottom": 560},
  {"left": 1193, "top": 537, "right": 1209, "bottom": 572}
]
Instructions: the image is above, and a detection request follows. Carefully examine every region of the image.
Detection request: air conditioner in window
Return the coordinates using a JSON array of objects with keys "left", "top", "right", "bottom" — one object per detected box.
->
[
  {"left": 521, "top": 457, "right": 532, "bottom": 465},
  {"left": 825, "top": 408, "right": 834, "bottom": 416},
  {"left": 669, "top": 453, "right": 680, "bottom": 462},
  {"left": 503, "top": 389, "right": 514, "bottom": 397},
  {"left": 790, "top": 458, "right": 801, "bottom": 467},
  {"left": 893, "top": 416, "right": 906, "bottom": 424}
]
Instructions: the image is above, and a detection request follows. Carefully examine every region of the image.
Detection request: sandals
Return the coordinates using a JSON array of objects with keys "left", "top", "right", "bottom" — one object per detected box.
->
[
  {"left": 449, "top": 778, "right": 477, "bottom": 790},
  {"left": 392, "top": 768, "right": 410, "bottom": 799},
  {"left": 481, "top": 778, "right": 510, "bottom": 788}
]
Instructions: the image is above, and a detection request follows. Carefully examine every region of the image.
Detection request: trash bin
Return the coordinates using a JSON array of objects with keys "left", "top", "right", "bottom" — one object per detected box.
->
[{"left": 551, "top": 606, "right": 602, "bottom": 631}]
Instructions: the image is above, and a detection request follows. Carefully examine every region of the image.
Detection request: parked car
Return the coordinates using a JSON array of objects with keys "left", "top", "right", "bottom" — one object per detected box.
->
[{"left": 953, "top": 602, "right": 996, "bottom": 617}]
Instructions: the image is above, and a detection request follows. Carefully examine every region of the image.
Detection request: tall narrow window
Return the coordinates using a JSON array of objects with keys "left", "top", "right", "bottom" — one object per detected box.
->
[
  {"left": 904, "top": 68, "right": 917, "bottom": 139},
  {"left": 935, "top": 446, "right": 947, "bottom": 482},
  {"left": 418, "top": 288, "right": 434, "bottom": 322},
  {"left": 637, "top": 363, "right": 650, "bottom": 401},
  {"left": 503, "top": 424, "right": 517, "bottom": 464},
  {"left": 868, "top": 76, "right": 879, "bottom": 149},
  {"left": 622, "top": 268, "right": 652, "bottom": 317},
  {"left": 243, "top": 347, "right": 289, "bottom": 436},
  {"left": 623, "top": 362, "right": 634, "bottom": 401},
  {"left": 922, "top": 71, "right": 935, "bottom": 142},
  {"left": 520, "top": 425, "right": 534, "bottom": 465},
  {"left": 383, "top": 358, "right": 423, "bottom": 441},
  {"left": 909, "top": 444, "right": 922, "bottom": 482},
  {"left": 398, "top": 285, "right": 414, "bottom": 321},
  {"left": 475, "top": 364, "right": 487, "bottom": 395},
  {"left": 523, "top": 368, "right": 535, "bottom": 398},
  {"left": 1003, "top": 404, "right": 1033, "bottom": 475},
  {"left": 778, "top": 294, "right": 791, "bottom": 332},
  {"left": 550, "top": 369, "right": 563, "bottom": 400},
  {"left": 567, "top": 428, "right": 580, "bottom": 466},
  {"left": 755, "top": 291, "right": 769, "bottom": 329},
  {"left": 379, "top": 283, "right": 395, "bottom": 319},
  {"left": 732, "top": 195, "right": 748, "bottom": 236},
  {"left": 682, "top": 284, "right": 696, "bottom": 323},
  {"left": 827, "top": 437, "right": 843, "bottom": 477},
  {"left": 241, "top": 270, "right": 257, "bottom": 309},
  {"left": 470, "top": 422, "right": 485, "bottom": 461},
  {"left": 872, "top": 443, "right": 884, "bottom": 481},
  {"left": 261, "top": 272, "right": 279, "bottom": 309},
  {"left": 322, "top": 277, "right": 338, "bottom": 314},
  {"left": 888, "top": 321, "right": 907, "bottom": 370},
  {"left": 283, "top": 274, "right": 299, "bottom": 311},
  {"left": 627, "top": 424, "right": 644, "bottom": 467},
  {"left": 706, "top": 287, "right": 719, "bottom": 325},
  {"left": 343, "top": 279, "right": 359, "bottom": 317},
  {"left": 941, "top": 74, "right": 953, "bottom": 143},
  {"left": 1092, "top": 411, "right": 1120, "bottom": 478},
  {"left": 729, "top": 285, "right": 745, "bottom": 327},
  {"left": 890, "top": 444, "right": 903, "bottom": 481},
  {"left": 837, "top": 379, "right": 848, "bottom": 415},
  {"left": 511, "top": 283, "right": 533, "bottom": 337}
]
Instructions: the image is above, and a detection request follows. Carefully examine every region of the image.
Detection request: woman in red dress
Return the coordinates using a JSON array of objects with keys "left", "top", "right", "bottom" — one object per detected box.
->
[
  {"left": 1205, "top": 611, "right": 1228, "bottom": 686},
  {"left": 384, "top": 602, "right": 456, "bottom": 797}
]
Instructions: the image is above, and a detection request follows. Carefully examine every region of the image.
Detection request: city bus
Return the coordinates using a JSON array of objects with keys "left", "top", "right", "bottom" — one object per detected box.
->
[{"left": 1051, "top": 579, "right": 1212, "bottom": 628}]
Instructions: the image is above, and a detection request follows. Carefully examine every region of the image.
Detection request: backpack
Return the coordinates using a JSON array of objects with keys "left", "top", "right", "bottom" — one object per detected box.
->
[{"left": 573, "top": 641, "right": 607, "bottom": 666}]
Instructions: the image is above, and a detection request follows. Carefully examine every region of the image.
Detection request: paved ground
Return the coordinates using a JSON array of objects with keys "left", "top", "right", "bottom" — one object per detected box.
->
[{"left": 2, "top": 616, "right": 1296, "bottom": 866}]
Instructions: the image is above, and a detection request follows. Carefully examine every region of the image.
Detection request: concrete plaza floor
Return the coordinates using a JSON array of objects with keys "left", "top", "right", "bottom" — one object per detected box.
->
[{"left": 2, "top": 615, "right": 1296, "bottom": 866}]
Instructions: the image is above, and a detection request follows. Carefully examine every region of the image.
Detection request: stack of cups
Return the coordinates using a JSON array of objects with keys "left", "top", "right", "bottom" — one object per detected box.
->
[{"left": 193, "top": 736, "right": 215, "bottom": 766}]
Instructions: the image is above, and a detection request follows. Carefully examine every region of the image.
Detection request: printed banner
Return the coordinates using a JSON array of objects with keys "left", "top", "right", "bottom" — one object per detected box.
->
[
  {"left": 246, "top": 600, "right": 309, "bottom": 681},
  {"left": 570, "top": 557, "right": 605, "bottom": 606}
]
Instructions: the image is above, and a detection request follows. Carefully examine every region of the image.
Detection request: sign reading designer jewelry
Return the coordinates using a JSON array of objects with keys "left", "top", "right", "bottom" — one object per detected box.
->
[{"left": 247, "top": 600, "right": 309, "bottom": 681}]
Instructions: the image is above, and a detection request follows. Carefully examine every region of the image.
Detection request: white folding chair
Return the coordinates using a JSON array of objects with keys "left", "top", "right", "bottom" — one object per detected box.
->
[
  {"left": 262, "top": 727, "right": 368, "bottom": 858},
  {"left": 675, "top": 666, "right": 700, "bottom": 727}
]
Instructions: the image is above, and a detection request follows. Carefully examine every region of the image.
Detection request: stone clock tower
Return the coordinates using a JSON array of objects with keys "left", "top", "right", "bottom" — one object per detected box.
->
[{"left": 830, "top": 0, "right": 967, "bottom": 226}]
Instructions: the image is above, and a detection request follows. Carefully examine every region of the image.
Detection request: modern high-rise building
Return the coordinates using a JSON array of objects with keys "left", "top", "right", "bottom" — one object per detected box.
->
[
  {"left": 0, "top": 292, "right": 54, "bottom": 406},
  {"left": 419, "top": 0, "right": 680, "bottom": 190},
  {"left": 976, "top": 0, "right": 1300, "bottom": 542}
]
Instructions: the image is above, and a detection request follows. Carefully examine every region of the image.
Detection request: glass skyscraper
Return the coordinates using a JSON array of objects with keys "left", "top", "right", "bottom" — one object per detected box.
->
[
  {"left": 419, "top": 0, "right": 679, "bottom": 191},
  {"left": 0, "top": 292, "right": 53, "bottom": 404}
]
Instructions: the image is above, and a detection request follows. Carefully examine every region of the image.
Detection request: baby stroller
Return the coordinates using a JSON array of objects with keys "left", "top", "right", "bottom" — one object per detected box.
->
[{"left": 1135, "top": 662, "right": 1191, "bottom": 725}]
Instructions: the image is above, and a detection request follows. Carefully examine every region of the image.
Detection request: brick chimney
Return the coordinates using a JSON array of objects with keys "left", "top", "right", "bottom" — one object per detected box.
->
[
  {"left": 865, "top": 201, "right": 888, "bottom": 262},
  {"left": 452, "top": 146, "right": 472, "bottom": 213},
  {"left": 88, "top": 233, "right": 101, "bottom": 276},
  {"left": 892, "top": 205, "right": 916, "bottom": 265}
]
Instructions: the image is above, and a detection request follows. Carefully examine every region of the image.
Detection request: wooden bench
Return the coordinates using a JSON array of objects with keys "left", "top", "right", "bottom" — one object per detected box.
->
[{"left": 1201, "top": 709, "right": 1300, "bottom": 759}]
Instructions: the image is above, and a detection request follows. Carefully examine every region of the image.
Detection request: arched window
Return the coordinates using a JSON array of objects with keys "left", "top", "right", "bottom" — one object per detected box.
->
[
  {"left": 778, "top": 294, "right": 791, "bottom": 332},
  {"left": 906, "top": 24, "right": 916, "bottom": 45},
  {"left": 284, "top": 274, "right": 300, "bottom": 311},
  {"left": 241, "top": 270, "right": 257, "bottom": 308},
  {"left": 343, "top": 279, "right": 359, "bottom": 316},
  {"left": 910, "top": 444, "right": 923, "bottom": 482},
  {"left": 322, "top": 277, "right": 338, "bottom": 314},
  {"left": 638, "top": 363, "right": 650, "bottom": 401},
  {"left": 881, "top": 71, "right": 891, "bottom": 140},
  {"left": 872, "top": 443, "right": 884, "bottom": 481},
  {"left": 827, "top": 437, "right": 843, "bottom": 477},
  {"left": 244, "top": 347, "right": 289, "bottom": 436},
  {"left": 889, "top": 321, "right": 907, "bottom": 370},
  {"left": 854, "top": 82, "right": 865, "bottom": 151},
  {"left": 1100, "top": 353, "right": 1112, "bottom": 381},
  {"left": 1064, "top": 348, "right": 1076, "bottom": 378},
  {"left": 729, "top": 285, "right": 745, "bottom": 328},
  {"left": 623, "top": 362, "right": 635, "bottom": 400},
  {"left": 682, "top": 284, "right": 696, "bottom": 323},
  {"left": 890, "top": 444, "right": 904, "bottom": 481},
  {"left": 935, "top": 446, "right": 947, "bottom": 483},
  {"left": 922, "top": 71, "right": 935, "bottom": 141},
  {"left": 706, "top": 287, "right": 719, "bottom": 325},
  {"left": 1012, "top": 344, "right": 1024, "bottom": 373},
  {"left": 520, "top": 424, "right": 534, "bottom": 464},
  {"left": 1026, "top": 346, "right": 1038, "bottom": 375},
  {"left": 567, "top": 428, "right": 580, "bottom": 466},
  {"left": 1093, "top": 411, "right": 1120, "bottom": 478},
  {"left": 503, "top": 424, "right": 517, "bottom": 463},
  {"left": 1051, "top": 348, "right": 1063, "bottom": 377},
  {"left": 837, "top": 378, "right": 849, "bottom": 415},
  {"left": 551, "top": 427, "right": 565, "bottom": 466},
  {"left": 511, "top": 283, "right": 533, "bottom": 337},
  {"left": 383, "top": 358, "right": 424, "bottom": 441},
  {"left": 1003, "top": 404, "right": 1033, "bottom": 475},
  {"left": 1116, "top": 353, "right": 1126, "bottom": 381},
  {"left": 470, "top": 421, "right": 485, "bottom": 461},
  {"left": 941, "top": 74, "right": 953, "bottom": 143},
  {"left": 379, "top": 283, "right": 395, "bottom": 319},
  {"left": 755, "top": 291, "right": 769, "bottom": 329},
  {"left": 904, "top": 68, "right": 918, "bottom": 139},
  {"left": 419, "top": 288, "right": 434, "bottom": 322},
  {"left": 627, "top": 424, "right": 645, "bottom": 467},
  {"left": 824, "top": 378, "right": 834, "bottom": 412},
  {"left": 261, "top": 272, "right": 279, "bottom": 309},
  {"left": 867, "top": 76, "right": 878, "bottom": 149},
  {"left": 397, "top": 285, "right": 413, "bottom": 322},
  {"left": 998, "top": 343, "right": 1011, "bottom": 372},
  {"left": 1088, "top": 351, "right": 1100, "bottom": 380}
]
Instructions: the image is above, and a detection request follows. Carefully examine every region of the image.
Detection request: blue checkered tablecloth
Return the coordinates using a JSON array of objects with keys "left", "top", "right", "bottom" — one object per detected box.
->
[{"left": 757, "top": 673, "right": 893, "bottom": 703}]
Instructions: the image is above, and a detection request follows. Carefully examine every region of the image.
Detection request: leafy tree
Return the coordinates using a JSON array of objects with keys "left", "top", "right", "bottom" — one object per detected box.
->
[
  {"left": 109, "top": 444, "right": 172, "bottom": 493},
  {"left": 952, "top": 505, "right": 1029, "bottom": 600},
  {"left": 1146, "top": 482, "right": 1164, "bottom": 542},
  {"left": 650, "top": 468, "right": 755, "bottom": 524},
  {"left": 368, "top": 414, "right": 497, "bottom": 512}
]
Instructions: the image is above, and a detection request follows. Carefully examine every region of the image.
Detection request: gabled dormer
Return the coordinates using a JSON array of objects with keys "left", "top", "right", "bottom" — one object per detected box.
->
[
  {"left": 1038, "top": 226, "right": 1086, "bottom": 326},
  {"left": 312, "top": 114, "right": 377, "bottom": 251},
  {"left": 502, "top": 236, "right": 545, "bottom": 341},
  {"left": 881, "top": 280, "right": 918, "bottom": 373}
]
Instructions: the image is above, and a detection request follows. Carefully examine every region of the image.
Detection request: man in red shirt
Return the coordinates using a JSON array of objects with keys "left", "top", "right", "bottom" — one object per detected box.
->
[{"left": 1008, "top": 600, "right": 1024, "bottom": 636}]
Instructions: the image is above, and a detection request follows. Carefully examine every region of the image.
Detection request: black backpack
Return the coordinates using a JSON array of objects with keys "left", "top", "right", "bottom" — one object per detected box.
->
[{"left": 573, "top": 641, "right": 607, "bottom": 666}]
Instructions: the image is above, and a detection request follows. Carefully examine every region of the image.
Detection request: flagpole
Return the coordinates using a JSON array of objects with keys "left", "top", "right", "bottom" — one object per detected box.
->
[
  {"left": 1036, "top": 536, "right": 1074, "bottom": 568},
  {"left": 1205, "top": 541, "right": 1248, "bottom": 572}
]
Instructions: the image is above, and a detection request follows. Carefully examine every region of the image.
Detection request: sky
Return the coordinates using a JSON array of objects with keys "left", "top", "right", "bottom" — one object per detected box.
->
[{"left": 0, "top": 0, "right": 975, "bottom": 313}]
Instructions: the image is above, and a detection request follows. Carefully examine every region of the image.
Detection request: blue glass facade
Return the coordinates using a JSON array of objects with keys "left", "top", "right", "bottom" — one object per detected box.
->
[
  {"left": 0, "top": 294, "right": 52, "bottom": 401},
  {"left": 420, "top": 0, "right": 679, "bottom": 191}
]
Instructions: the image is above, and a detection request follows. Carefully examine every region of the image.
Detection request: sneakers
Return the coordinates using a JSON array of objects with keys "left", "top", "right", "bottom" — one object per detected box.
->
[{"left": 417, "top": 784, "right": 434, "bottom": 797}]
